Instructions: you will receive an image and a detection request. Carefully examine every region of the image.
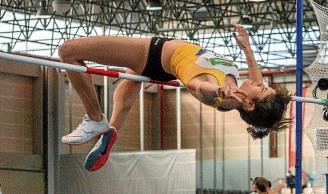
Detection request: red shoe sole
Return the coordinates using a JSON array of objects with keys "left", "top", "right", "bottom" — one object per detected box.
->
[
  {"left": 86, "top": 128, "right": 118, "bottom": 171},
  {"left": 62, "top": 128, "right": 110, "bottom": 146}
]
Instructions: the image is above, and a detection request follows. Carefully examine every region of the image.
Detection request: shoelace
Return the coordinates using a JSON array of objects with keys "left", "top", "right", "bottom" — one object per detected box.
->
[
  {"left": 79, "top": 115, "right": 90, "bottom": 128},
  {"left": 70, "top": 115, "right": 91, "bottom": 134}
]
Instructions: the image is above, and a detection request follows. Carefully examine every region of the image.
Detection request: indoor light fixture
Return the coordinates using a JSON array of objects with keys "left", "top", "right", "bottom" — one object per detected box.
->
[
  {"left": 192, "top": 6, "right": 214, "bottom": 21},
  {"left": 240, "top": 15, "right": 253, "bottom": 29},
  {"left": 52, "top": 0, "right": 71, "bottom": 15},
  {"left": 36, "top": 0, "right": 51, "bottom": 19},
  {"left": 146, "top": 0, "right": 162, "bottom": 11}
]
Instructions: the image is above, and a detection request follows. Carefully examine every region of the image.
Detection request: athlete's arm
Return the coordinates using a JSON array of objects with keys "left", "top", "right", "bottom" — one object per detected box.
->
[
  {"left": 187, "top": 76, "right": 245, "bottom": 106},
  {"left": 234, "top": 24, "right": 263, "bottom": 83}
]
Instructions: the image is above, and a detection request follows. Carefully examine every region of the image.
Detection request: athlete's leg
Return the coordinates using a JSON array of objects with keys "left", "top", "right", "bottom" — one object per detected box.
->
[
  {"left": 59, "top": 36, "right": 150, "bottom": 145},
  {"left": 109, "top": 79, "right": 141, "bottom": 129},
  {"left": 65, "top": 64, "right": 103, "bottom": 121},
  {"left": 59, "top": 36, "right": 150, "bottom": 121},
  {"left": 84, "top": 72, "right": 142, "bottom": 171}
]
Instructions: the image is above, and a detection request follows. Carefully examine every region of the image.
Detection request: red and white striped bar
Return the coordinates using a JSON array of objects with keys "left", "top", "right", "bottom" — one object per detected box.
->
[
  {"left": 1, "top": 52, "right": 328, "bottom": 106},
  {"left": 0, "top": 52, "right": 183, "bottom": 87}
]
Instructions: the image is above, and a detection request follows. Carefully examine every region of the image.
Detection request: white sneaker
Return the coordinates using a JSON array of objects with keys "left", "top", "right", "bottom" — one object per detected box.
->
[{"left": 62, "top": 114, "right": 110, "bottom": 145}]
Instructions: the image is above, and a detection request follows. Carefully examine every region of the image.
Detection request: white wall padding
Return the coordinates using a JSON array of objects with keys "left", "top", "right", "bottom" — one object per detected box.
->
[{"left": 59, "top": 149, "right": 196, "bottom": 194}]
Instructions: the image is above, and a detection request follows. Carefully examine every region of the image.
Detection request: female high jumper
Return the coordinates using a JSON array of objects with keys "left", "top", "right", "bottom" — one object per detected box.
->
[{"left": 59, "top": 24, "right": 290, "bottom": 171}]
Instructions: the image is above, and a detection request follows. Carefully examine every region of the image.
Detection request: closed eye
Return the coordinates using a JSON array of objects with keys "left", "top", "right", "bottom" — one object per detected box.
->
[{"left": 262, "top": 87, "right": 268, "bottom": 92}]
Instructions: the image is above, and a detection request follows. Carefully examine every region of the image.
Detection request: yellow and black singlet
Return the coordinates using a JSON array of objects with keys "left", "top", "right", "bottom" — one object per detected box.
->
[{"left": 170, "top": 44, "right": 241, "bottom": 108}]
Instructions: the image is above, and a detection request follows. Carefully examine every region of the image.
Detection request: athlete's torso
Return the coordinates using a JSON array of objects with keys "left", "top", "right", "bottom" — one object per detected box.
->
[
  {"left": 164, "top": 42, "right": 240, "bottom": 88},
  {"left": 161, "top": 39, "right": 189, "bottom": 73}
]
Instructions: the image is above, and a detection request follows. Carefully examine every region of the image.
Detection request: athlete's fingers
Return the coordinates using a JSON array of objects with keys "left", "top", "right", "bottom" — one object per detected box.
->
[
  {"left": 234, "top": 23, "right": 241, "bottom": 29},
  {"left": 223, "top": 89, "right": 229, "bottom": 98},
  {"left": 234, "top": 88, "right": 248, "bottom": 96},
  {"left": 235, "top": 24, "right": 247, "bottom": 34},
  {"left": 228, "top": 86, "right": 246, "bottom": 95},
  {"left": 235, "top": 27, "right": 248, "bottom": 38},
  {"left": 233, "top": 32, "right": 240, "bottom": 41},
  {"left": 231, "top": 94, "right": 243, "bottom": 103}
]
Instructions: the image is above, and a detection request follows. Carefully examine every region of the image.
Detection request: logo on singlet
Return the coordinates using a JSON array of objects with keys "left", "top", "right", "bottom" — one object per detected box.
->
[
  {"left": 196, "top": 48, "right": 207, "bottom": 56},
  {"left": 154, "top": 38, "right": 161, "bottom": 45},
  {"left": 209, "top": 58, "right": 234, "bottom": 67},
  {"left": 196, "top": 48, "right": 234, "bottom": 67}
]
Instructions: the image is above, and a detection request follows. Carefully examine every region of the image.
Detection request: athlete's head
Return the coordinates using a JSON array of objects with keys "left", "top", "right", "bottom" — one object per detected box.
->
[
  {"left": 252, "top": 177, "right": 271, "bottom": 193},
  {"left": 237, "top": 80, "right": 291, "bottom": 139}
]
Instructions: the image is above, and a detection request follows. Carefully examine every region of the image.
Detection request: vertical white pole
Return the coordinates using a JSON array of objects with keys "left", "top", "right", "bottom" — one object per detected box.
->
[
  {"left": 103, "top": 21, "right": 108, "bottom": 118},
  {"left": 176, "top": 87, "right": 181, "bottom": 150},
  {"left": 140, "top": 82, "right": 145, "bottom": 151},
  {"left": 104, "top": 66, "right": 108, "bottom": 117},
  {"left": 68, "top": 81, "right": 73, "bottom": 153}
]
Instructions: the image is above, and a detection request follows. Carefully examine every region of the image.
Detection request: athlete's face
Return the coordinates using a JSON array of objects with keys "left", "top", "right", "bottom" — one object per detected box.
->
[
  {"left": 252, "top": 183, "right": 259, "bottom": 192},
  {"left": 240, "top": 79, "right": 276, "bottom": 100}
]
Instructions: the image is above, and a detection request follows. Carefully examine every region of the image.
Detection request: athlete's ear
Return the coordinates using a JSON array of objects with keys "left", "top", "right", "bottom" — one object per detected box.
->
[{"left": 243, "top": 99, "right": 255, "bottom": 111}]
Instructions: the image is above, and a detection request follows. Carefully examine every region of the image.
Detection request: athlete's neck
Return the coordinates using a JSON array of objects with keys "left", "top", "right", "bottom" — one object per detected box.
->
[
  {"left": 219, "top": 93, "right": 246, "bottom": 111},
  {"left": 224, "top": 74, "right": 238, "bottom": 87}
]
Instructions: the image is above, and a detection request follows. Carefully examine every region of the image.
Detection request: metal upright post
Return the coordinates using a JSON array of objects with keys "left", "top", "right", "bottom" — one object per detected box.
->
[
  {"left": 261, "top": 139, "right": 263, "bottom": 177},
  {"left": 176, "top": 87, "right": 181, "bottom": 150},
  {"left": 326, "top": 157, "right": 328, "bottom": 194},
  {"left": 326, "top": 173, "right": 328, "bottom": 194},
  {"left": 214, "top": 110, "right": 217, "bottom": 191},
  {"left": 295, "top": 0, "right": 304, "bottom": 193},
  {"left": 200, "top": 102, "right": 203, "bottom": 192},
  {"left": 104, "top": 66, "right": 108, "bottom": 117},
  {"left": 140, "top": 82, "right": 145, "bottom": 151}
]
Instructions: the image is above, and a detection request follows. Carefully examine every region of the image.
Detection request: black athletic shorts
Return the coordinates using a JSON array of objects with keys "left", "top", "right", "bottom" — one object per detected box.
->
[{"left": 141, "top": 37, "right": 177, "bottom": 81}]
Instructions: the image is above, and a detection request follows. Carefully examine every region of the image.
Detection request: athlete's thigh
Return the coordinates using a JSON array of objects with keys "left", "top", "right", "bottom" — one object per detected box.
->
[{"left": 61, "top": 36, "right": 150, "bottom": 74}]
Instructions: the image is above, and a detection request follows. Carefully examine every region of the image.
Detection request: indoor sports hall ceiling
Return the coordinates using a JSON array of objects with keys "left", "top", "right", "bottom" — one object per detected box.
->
[{"left": 0, "top": 0, "right": 326, "bottom": 69}]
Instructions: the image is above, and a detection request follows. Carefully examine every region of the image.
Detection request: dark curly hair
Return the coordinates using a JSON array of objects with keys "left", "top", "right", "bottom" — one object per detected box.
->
[
  {"left": 238, "top": 83, "right": 292, "bottom": 139},
  {"left": 253, "top": 177, "right": 271, "bottom": 192}
]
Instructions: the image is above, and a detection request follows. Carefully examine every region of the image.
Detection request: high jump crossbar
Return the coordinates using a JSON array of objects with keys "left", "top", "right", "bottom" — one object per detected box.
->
[
  {"left": 0, "top": 52, "right": 183, "bottom": 87},
  {"left": 0, "top": 52, "right": 327, "bottom": 106},
  {"left": 291, "top": 96, "right": 328, "bottom": 106}
]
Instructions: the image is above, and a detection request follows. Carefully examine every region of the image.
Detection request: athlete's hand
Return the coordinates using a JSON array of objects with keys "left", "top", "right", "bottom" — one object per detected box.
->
[
  {"left": 216, "top": 86, "right": 247, "bottom": 103},
  {"left": 233, "top": 24, "right": 251, "bottom": 51}
]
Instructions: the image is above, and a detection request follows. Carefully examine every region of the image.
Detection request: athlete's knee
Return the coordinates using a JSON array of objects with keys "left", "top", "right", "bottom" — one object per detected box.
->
[{"left": 59, "top": 40, "right": 77, "bottom": 62}]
